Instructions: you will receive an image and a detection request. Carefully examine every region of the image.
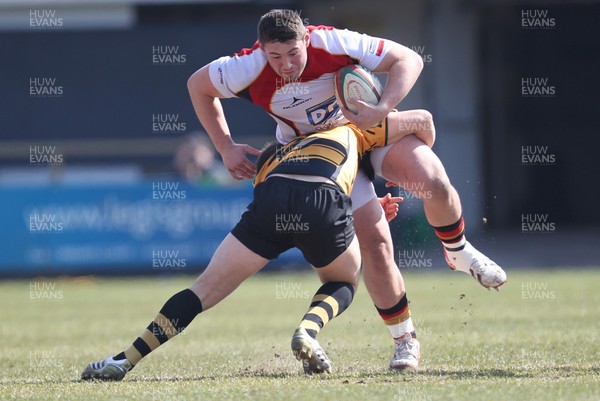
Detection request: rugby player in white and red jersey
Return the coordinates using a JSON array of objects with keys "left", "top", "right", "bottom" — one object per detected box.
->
[
  {"left": 186, "top": 9, "right": 507, "bottom": 370},
  {"left": 79, "top": 10, "right": 507, "bottom": 380}
]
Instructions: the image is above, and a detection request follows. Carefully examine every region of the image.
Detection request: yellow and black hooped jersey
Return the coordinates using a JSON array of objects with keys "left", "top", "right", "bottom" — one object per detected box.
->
[{"left": 254, "top": 123, "right": 388, "bottom": 195}]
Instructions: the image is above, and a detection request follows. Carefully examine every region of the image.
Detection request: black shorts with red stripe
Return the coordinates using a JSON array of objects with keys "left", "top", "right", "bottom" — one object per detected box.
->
[{"left": 231, "top": 177, "right": 355, "bottom": 267}]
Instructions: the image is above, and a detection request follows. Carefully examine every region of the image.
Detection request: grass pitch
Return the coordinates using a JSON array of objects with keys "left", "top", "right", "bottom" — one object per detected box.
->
[{"left": 1, "top": 269, "right": 599, "bottom": 401}]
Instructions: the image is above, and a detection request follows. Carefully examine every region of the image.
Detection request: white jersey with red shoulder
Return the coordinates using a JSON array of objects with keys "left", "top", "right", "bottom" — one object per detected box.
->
[{"left": 208, "top": 25, "right": 391, "bottom": 145}]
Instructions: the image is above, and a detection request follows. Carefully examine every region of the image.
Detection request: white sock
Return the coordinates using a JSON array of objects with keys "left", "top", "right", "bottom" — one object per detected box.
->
[
  {"left": 388, "top": 317, "right": 415, "bottom": 339},
  {"left": 445, "top": 239, "right": 473, "bottom": 274}
]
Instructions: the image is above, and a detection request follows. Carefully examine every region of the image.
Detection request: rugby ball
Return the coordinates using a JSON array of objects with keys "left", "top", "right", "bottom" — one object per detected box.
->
[{"left": 334, "top": 65, "right": 383, "bottom": 113}]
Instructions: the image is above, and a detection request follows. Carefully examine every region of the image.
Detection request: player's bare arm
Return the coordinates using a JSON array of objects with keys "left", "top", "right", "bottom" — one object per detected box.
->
[
  {"left": 342, "top": 43, "right": 423, "bottom": 130},
  {"left": 187, "top": 65, "right": 260, "bottom": 180}
]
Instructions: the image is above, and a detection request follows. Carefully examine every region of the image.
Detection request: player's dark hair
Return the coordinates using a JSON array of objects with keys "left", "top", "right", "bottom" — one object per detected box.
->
[
  {"left": 257, "top": 9, "right": 306, "bottom": 45},
  {"left": 256, "top": 141, "right": 281, "bottom": 173}
]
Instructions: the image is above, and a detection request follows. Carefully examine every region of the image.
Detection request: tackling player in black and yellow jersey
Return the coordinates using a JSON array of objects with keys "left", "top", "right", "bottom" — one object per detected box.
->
[
  {"left": 81, "top": 111, "right": 432, "bottom": 379},
  {"left": 254, "top": 122, "right": 387, "bottom": 195},
  {"left": 234, "top": 123, "right": 389, "bottom": 270}
]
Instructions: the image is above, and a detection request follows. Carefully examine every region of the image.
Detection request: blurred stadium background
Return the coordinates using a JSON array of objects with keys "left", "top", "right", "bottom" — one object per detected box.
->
[{"left": 1, "top": 0, "right": 599, "bottom": 277}]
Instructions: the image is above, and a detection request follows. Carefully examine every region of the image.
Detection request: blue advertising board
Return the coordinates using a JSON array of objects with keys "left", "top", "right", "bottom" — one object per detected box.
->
[{"left": 0, "top": 181, "right": 304, "bottom": 276}]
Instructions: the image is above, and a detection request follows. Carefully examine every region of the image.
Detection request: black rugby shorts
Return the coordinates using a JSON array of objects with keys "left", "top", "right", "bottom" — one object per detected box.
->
[{"left": 231, "top": 177, "right": 355, "bottom": 267}]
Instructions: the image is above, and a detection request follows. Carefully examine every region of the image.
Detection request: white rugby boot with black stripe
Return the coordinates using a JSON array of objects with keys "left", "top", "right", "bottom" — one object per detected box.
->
[
  {"left": 444, "top": 241, "right": 507, "bottom": 290},
  {"left": 81, "top": 356, "right": 132, "bottom": 381},
  {"left": 291, "top": 327, "right": 332, "bottom": 374}
]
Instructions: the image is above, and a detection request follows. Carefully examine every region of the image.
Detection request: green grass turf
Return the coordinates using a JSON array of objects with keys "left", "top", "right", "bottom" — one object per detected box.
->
[{"left": 1, "top": 269, "right": 599, "bottom": 401}]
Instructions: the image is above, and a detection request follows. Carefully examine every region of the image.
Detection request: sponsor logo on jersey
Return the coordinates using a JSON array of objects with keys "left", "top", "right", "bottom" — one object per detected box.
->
[
  {"left": 368, "top": 39, "right": 385, "bottom": 57},
  {"left": 306, "top": 96, "right": 340, "bottom": 126},
  {"left": 217, "top": 67, "right": 225, "bottom": 85},
  {"left": 283, "top": 96, "right": 313, "bottom": 110}
]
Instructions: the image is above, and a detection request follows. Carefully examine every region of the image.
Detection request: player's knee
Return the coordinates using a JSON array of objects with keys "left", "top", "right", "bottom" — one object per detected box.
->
[
  {"left": 317, "top": 265, "right": 360, "bottom": 289},
  {"left": 424, "top": 175, "right": 454, "bottom": 202},
  {"left": 347, "top": 274, "right": 360, "bottom": 290},
  {"left": 413, "top": 108, "right": 432, "bottom": 123}
]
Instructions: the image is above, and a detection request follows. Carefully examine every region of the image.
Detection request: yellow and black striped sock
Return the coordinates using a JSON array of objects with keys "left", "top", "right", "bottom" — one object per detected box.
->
[
  {"left": 298, "top": 281, "right": 354, "bottom": 339},
  {"left": 114, "top": 288, "right": 203, "bottom": 366},
  {"left": 434, "top": 216, "right": 466, "bottom": 251}
]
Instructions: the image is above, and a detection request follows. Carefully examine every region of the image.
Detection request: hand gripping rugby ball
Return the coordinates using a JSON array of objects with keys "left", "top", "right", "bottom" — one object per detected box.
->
[{"left": 334, "top": 64, "right": 383, "bottom": 113}]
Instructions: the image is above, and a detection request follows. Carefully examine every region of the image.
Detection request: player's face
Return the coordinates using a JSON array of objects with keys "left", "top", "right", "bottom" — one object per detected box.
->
[{"left": 262, "top": 34, "right": 309, "bottom": 81}]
